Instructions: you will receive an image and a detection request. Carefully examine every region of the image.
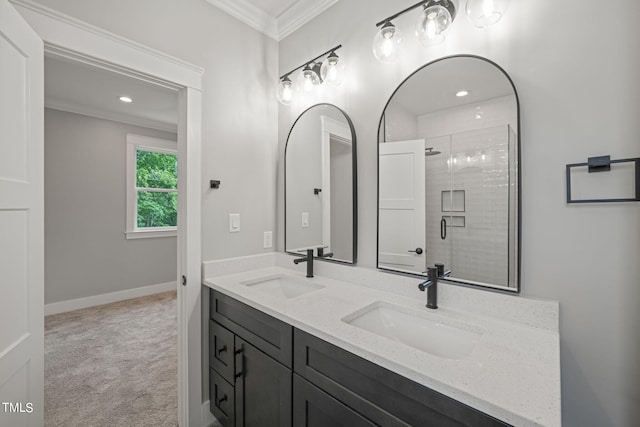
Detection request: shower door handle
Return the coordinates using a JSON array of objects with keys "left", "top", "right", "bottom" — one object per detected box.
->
[
  {"left": 408, "top": 248, "right": 423, "bottom": 255},
  {"left": 441, "top": 218, "right": 447, "bottom": 240}
]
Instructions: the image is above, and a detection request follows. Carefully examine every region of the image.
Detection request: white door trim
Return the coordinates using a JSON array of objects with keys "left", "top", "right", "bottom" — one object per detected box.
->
[
  {"left": 320, "top": 116, "right": 351, "bottom": 252},
  {"left": 10, "top": 1, "right": 204, "bottom": 425}
]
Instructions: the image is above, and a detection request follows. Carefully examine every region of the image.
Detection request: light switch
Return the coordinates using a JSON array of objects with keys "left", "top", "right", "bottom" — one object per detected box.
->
[
  {"left": 229, "top": 213, "right": 240, "bottom": 233},
  {"left": 301, "top": 212, "right": 309, "bottom": 228},
  {"left": 263, "top": 231, "right": 273, "bottom": 248}
]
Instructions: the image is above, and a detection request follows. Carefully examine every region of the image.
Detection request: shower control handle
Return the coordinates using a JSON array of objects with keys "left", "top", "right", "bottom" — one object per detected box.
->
[{"left": 408, "top": 248, "right": 423, "bottom": 255}]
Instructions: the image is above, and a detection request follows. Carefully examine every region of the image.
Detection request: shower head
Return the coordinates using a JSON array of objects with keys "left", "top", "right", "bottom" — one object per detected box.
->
[{"left": 425, "top": 147, "right": 441, "bottom": 156}]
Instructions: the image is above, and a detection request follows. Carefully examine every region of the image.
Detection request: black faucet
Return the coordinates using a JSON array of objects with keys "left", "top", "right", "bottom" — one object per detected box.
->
[
  {"left": 293, "top": 249, "right": 315, "bottom": 278},
  {"left": 418, "top": 263, "right": 452, "bottom": 309},
  {"left": 316, "top": 247, "right": 333, "bottom": 259}
]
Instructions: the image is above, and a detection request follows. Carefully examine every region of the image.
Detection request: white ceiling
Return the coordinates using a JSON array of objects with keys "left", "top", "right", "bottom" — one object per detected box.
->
[
  {"left": 389, "top": 57, "right": 514, "bottom": 116},
  {"left": 45, "top": 56, "right": 178, "bottom": 133},
  {"left": 205, "top": 0, "right": 338, "bottom": 40}
]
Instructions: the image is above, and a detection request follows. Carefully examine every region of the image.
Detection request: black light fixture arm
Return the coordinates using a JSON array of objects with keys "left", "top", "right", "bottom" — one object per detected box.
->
[
  {"left": 279, "top": 44, "right": 343, "bottom": 80},
  {"left": 375, "top": 0, "right": 428, "bottom": 27}
]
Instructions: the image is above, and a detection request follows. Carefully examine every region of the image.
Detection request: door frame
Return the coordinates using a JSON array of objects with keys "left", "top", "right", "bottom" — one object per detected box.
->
[{"left": 11, "top": 1, "right": 204, "bottom": 425}]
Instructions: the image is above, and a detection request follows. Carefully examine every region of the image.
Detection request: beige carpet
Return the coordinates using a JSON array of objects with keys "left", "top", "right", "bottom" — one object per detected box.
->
[{"left": 45, "top": 291, "right": 178, "bottom": 427}]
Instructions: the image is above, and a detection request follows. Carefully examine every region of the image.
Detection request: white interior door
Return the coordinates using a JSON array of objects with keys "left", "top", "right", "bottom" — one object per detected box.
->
[
  {"left": 0, "top": 1, "right": 44, "bottom": 425},
  {"left": 378, "top": 139, "right": 426, "bottom": 273}
]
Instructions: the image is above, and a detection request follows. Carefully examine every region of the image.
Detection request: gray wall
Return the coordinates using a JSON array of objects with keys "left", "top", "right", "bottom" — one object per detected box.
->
[
  {"left": 278, "top": 1, "right": 640, "bottom": 426},
  {"left": 44, "top": 108, "right": 177, "bottom": 304},
  {"left": 34, "top": 0, "right": 279, "bottom": 261}
]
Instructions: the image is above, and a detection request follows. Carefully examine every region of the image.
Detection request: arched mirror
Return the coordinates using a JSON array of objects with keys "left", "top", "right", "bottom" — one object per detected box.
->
[
  {"left": 286, "top": 104, "right": 357, "bottom": 264},
  {"left": 377, "top": 55, "right": 520, "bottom": 291}
]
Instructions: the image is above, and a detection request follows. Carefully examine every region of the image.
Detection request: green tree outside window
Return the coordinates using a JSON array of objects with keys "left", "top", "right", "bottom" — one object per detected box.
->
[{"left": 136, "top": 150, "right": 177, "bottom": 228}]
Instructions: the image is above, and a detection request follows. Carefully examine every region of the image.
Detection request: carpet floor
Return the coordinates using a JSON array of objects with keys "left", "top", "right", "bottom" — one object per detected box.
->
[{"left": 45, "top": 291, "right": 178, "bottom": 427}]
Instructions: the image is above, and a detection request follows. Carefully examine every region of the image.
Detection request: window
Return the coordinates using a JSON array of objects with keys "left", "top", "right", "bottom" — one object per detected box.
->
[{"left": 126, "top": 134, "right": 178, "bottom": 239}]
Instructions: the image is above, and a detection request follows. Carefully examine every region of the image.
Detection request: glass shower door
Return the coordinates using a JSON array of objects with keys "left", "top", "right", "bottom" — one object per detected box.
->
[
  {"left": 424, "top": 135, "right": 453, "bottom": 274},
  {"left": 449, "top": 126, "right": 511, "bottom": 286}
]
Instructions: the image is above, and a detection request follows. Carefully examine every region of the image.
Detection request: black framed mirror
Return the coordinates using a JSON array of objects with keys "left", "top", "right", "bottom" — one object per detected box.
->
[
  {"left": 377, "top": 55, "right": 520, "bottom": 292},
  {"left": 285, "top": 103, "right": 357, "bottom": 264}
]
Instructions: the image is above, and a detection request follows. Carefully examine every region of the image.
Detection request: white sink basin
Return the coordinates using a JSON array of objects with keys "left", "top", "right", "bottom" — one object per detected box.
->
[
  {"left": 343, "top": 302, "right": 484, "bottom": 359},
  {"left": 240, "top": 275, "right": 324, "bottom": 299}
]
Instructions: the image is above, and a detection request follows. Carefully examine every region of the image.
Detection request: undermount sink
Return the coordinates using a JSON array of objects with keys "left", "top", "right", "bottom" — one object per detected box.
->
[
  {"left": 240, "top": 275, "right": 324, "bottom": 299},
  {"left": 343, "top": 302, "right": 484, "bottom": 359}
]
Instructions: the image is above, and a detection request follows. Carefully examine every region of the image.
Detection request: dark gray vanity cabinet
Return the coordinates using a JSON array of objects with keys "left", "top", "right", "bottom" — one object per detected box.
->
[
  {"left": 209, "top": 291, "right": 292, "bottom": 427},
  {"left": 293, "top": 329, "right": 510, "bottom": 427},
  {"left": 209, "top": 290, "right": 510, "bottom": 427}
]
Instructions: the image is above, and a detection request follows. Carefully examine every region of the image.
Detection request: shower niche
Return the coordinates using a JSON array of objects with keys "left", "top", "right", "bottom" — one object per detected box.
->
[{"left": 377, "top": 55, "right": 520, "bottom": 291}]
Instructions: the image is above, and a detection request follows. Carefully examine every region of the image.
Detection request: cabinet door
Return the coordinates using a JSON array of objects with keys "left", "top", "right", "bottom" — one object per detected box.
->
[
  {"left": 293, "top": 374, "right": 379, "bottom": 427},
  {"left": 210, "top": 320, "right": 235, "bottom": 383},
  {"left": 210, "top": 369, "right": 235, "bottom": 427},
  {"left": 235, "top": 337, "right": 292, "bottom": 427}
]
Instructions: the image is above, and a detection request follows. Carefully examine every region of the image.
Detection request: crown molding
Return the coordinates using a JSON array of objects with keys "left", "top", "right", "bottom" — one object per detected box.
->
[
  {"left": 205, "top": 0, "right": 278, "bottom": 39},
  {"left": 277, "top": 0, "right": 338, "bottom": 40},
  {"left": 46, "top": 98, "right": 178, "bottom": 133},
  {"left": 205, "top": 0, "right": 338, "bottom": 41}
]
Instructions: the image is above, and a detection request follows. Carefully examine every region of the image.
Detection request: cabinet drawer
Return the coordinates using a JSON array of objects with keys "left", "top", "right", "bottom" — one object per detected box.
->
[
  {"left": 211, "top": 291, "right": 293, "bottom": 368},
  {"left": 294, "top": 329, "right": 509, "bottom": 427},
  {"left": 210, "top": 320, "right": 235, "bottom": 383},
  {"left": 293, "top": 374, "right": 381, "bottom": 427},
  {"left": 210, "top": 369, "right": 235, "bottom": 427}
]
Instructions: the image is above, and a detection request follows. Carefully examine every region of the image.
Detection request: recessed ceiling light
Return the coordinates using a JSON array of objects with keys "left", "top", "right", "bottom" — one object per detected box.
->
[
  {"left": 456, "top": 90, "right": 469, "bottom": 97},
  {"left": 119, "top": 96, "right": 133, "bottom": 103}
]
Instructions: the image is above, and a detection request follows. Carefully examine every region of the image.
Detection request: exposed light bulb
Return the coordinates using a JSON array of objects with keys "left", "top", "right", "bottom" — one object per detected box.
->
[
  {"left": 321, "top": 52, "right": 346, "bottom": 86},
  {"left": 465, "top": 0, "right": 510, "bottom": 28},
  {"left": 298, "top": 63, "right": 321, "bottom": 93},
  {"left": 373, "top": 21, "right": 402, "bottom": 63},
  {"left": 276, "top": 76, "right": 295, "bottom": 105},
  {"left": 416, "top": 2, "right": 456, "bottom": 47}
]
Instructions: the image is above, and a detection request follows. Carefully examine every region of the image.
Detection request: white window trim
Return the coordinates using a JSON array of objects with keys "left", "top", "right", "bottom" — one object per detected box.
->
[{"left": 126, "top": 133, "right": 178, "bottom": 239}]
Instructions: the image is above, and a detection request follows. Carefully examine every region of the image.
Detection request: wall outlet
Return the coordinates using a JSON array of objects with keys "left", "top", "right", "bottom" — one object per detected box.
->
[
  {"left": 229, "top": 213, "right": 240, "bottom": 233},
  {"left": 263, "top": 231, "right": 273, "bottom": 249},
  {"left": 301, "top": 212, "right": 309, "bottom": 228}
]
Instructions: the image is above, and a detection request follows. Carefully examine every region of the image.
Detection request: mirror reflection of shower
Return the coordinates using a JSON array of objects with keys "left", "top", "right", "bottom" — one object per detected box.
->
[{"left": 378, "top": 55, "right": 519, "bottom": 291}]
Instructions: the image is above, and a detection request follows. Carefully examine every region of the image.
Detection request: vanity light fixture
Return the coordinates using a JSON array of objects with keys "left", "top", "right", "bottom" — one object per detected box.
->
[
  {"left": 277, "top": 45, "right": 344, "bottom": 105},
  {"left": 119, "top": 96, "right": 133, "bottom": 103},
  {"left": 373, "top": 0, "right": 509, "bottom": 63}
]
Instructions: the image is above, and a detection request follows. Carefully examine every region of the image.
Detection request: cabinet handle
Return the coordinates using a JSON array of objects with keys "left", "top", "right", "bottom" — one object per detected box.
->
[
  {"left": 441, "top": 218, "right": 447, "bottom": 240},
  {"left": 216, "top": 394, "right": 227, "bottom": 406},
  {"left": 217, "top": 345, "right": 227, "bottom": 356},
  {"left": 234, "top": 346, "right": 244, "bottom": 379}
]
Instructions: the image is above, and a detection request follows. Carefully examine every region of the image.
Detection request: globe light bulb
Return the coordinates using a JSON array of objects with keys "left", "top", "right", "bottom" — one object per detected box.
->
[
  {"left": 298, "top": 63, "right": 321, "bottom": 93},
  {"left": 465, "top": 0, "right": 510, "bottom": 28},
  {"left": 372, "top": 21, "right": 402, "bottom": 63},
  {"left": 416, "top": 2, "right": 455, "bottom": 47},
  {"left": 276, "top": 76, "right": 295, "bottom": 105},
  {"left": 321, "top": 52, "right": 346, "bottom": 86}
]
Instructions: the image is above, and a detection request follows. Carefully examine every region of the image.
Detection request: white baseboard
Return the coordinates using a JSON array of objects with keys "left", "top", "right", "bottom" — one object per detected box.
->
[
  {"left": 201, "top": 401, "right": 220, "bottom": 427},
  {"left": 45, "top": 281, "right": 177, "bottom": 316}
]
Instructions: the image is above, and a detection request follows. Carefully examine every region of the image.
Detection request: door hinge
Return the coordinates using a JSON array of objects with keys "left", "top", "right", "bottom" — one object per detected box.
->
[{"left": 181, "top": 275, "right": 187, "bottom": 286}]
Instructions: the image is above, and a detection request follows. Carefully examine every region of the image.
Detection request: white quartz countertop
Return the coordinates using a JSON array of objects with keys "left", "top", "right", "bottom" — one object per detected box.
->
[{"left": 203, "top": 265, "right": 560, "bottom": 427}]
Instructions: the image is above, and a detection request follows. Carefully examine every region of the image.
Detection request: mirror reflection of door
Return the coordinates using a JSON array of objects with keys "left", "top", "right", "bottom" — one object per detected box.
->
[
  {"left": 285, "top": 104, "right": 357, "bottom": 264},
  {"left": 379, "top": 139, "right": 425, "bottom": 273},
  {"left": 378, "top": 55, "right": 519, "bottom": 291}
]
